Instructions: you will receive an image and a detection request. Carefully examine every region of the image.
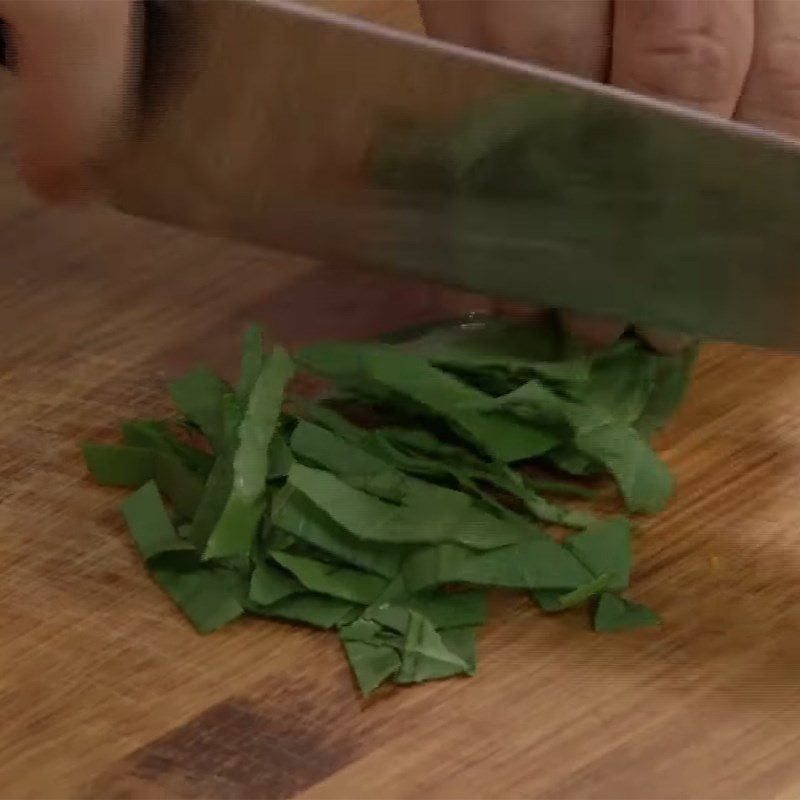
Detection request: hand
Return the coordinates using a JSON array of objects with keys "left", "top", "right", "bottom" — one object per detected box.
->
[
  {"left": 0, "top": 0, "right": 131, "bottom": 200},
  {"left": 419, "top": 0, "right": 797, "bottom": 349}
]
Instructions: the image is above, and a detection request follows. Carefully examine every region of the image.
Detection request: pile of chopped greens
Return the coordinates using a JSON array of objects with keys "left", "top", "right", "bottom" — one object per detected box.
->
[{"left": 84, "top": 317, "right": 696, "bottom": 695}]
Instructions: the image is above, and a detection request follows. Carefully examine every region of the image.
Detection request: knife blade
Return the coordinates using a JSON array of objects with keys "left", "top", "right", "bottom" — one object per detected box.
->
[{"left": 26, "top": 1, "right": 800, "bottom": 349}]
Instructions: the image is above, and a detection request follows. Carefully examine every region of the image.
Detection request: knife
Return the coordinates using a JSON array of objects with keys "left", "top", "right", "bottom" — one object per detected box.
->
[{"left": 4, "top": 0, "right": 800, "bottom": 350}]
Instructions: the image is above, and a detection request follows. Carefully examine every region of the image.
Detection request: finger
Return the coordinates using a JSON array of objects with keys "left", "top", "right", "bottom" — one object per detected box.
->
[
  {"left": 420, "top": 0, "right": 612, "bottom": 80},
  {"left": 736, "top": 0, "right": 800, "bottom": 139},
  {"left": 418, "top": 0, "right": 482, "bottom": 47},
  {"left": 633, "top": 325, "right": 693, "bottom": 353},
  {"left": 611, "top": 0, "right": 754, "bottom": 118},
  {"left": 0, "top": 0, "right": 132, "bottom": 199},
  {"left": 558, "top": 310, "right": 627, "bottom": 350},
  {"left": 420, "top": 0, "right": 614, "bottom": 338},
  {"left": 493, "top": 299, "right": 547, "bottom": 321},
  {"left": 437, "top": 288, "right": 494, "bottom": 320}
]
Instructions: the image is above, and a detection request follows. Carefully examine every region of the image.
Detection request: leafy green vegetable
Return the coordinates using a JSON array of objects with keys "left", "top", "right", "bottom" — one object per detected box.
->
[
  {"left": 121, "top": 481, "right": 196, "bottom": 562},
  {"left": 440, "top": 627, "right": 478, "bottom": 673},
  {"left": 524, "top": 493, "right": 596, "bottom": 530},
  {"left": 86, "top": 313, "right": 694, "bottom": 695},
  {"left": 272, "top": 486, "right": 409, "bottom": 579},
  {"left": 237, "top": 323, "right": 266, "bottom": 401},
  {"left": 267, "top": 433, "right": 294, "bottom": 480},
  {"left": 464, "top": 372, "right": 674, "bottom": 512},
  {"left": 402, "top": 590, "right": 487, "bottom": 629},
  {"left": 402, "top": 539, "right": 592, "bottom": 592},
  {"left": 170, "top": 367, "right": 230, "bottom": 453},
  {"left": 120, "top": 482, "right": 244, "bottom": 632},
  {"left": 524, "top": 479, "right": 597, "bottom": 499},
  {"left": 149, "top": 565, "right": 246, "bottom": 634},
  {"left": 290, "top": 420, "right": 390, "bottom": 476},
  {"left": 271, "top": 551, "right": 389, "bottom": 604},
  {"left": 260, "top": 593, "right": 359, "bottom": 629},
  {"left": 85, "top": 443, "right": 207, "bottom": 520},
  {"left": 395, "top": 610, "right": 472, "bottom": 684},
  {"left": 573, "top": 421, "right": 674, "bottom": 513},
  {"left": 298, "top": 343, "right": 558, "bottom": 462},
  {"left": 187, "top": 457, "right": 233, "bottom": 550},
  {"left": 248, "top": 552, "right": 304, "bottom": 607},
  {"left": 594, "top": 592, "right": 661, "bottom": 632},
  {"left": 203, "top": 347, "right": 294, "bottom": 560},
  {"left": 287, "top": 463, "right": 531, "bottom": 550},
  {"left": 121, "top": 420, "right": 214, "bottom": 477},
  {"left": 564, "top": 518, "right": 632, "bottom": 591},
  {"left": 583, "top": 344, "right": 655, "bottom": 425},
  {"left": 535, "top": 573, "right": 614, "bottom": 612},
  {"left": 339, "top": 607, "right": 474, "bottom": 695},
  {"left": 84, "top": 443, "right": 158, "bottom": 487},
  {"left": 636, "top": 346, "right": 699, "bottom": 436},
  {"left": 339, "top": 619, "right": 403, "bottom": 695}
]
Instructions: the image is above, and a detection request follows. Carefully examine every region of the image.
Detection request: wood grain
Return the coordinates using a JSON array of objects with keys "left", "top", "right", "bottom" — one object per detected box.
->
[{"left": 2, "top": 2, "right": 800, "bottom": 799}]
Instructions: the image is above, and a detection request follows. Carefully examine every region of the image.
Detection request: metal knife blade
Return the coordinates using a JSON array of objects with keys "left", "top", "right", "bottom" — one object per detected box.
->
[{"left": 96, "top": 0, "right": 800, "bottom": 350}]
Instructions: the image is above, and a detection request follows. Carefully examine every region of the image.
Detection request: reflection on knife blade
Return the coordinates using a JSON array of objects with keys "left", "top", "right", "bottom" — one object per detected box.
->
[{"left": 100, "top": 0, "right": 800, "bottom": 350}]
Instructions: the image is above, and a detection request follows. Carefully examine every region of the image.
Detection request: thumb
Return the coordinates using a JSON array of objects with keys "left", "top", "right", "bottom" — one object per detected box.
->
[{"left": 0, "top": 0, "right": 132, "bottom": 200}]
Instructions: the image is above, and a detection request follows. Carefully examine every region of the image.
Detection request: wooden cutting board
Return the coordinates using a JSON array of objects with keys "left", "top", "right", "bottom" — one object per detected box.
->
[{"left": 2, "top": 3, "right": 800, "bottom": 798}]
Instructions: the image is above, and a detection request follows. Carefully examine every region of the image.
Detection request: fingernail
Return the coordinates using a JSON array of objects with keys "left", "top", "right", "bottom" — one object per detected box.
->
[
  {"left": 634, "top": 325, "right": 693, "bottom": 354},
  {"left": 559, "top": 310, "right": 627, "bottom": 349}
]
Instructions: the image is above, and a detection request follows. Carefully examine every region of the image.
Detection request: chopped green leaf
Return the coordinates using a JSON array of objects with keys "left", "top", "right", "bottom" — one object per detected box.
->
[
  {"left": 594, "top": 593, "right": 662, "bottom": 632},
  {"left": 440, "top": 627, "right": 478, "bottom": 674},
  {"left": 412, "top": 591, "right": 487, "bottom": 629},
  {"left": 524, "top": 492, "right": 596, "bottom": 530},
  {"left": 573, "top": 421, "right": 674, "bottom": 513},
  {"left": 290, "top": 398, "right": 367, "bottom": 444},
  {"left": 290, "top": 420, "right": 392, "bottom": 476},
  {"left": 170, "top": 367, "right": 230, "bottom": 453},
  {"left": 187, "top": 457, "right": 232, "bottom": 550},
  {"left": 121, "top": 420, "right": 214, "bottom": 477},
  {"left": 287, "top": 463, "right": 529, "bottom": 550},
  {"left": 535, "top": 573, "right": 613, "bottom": 612},
  {"left": 564, "top": 517, "right": 632, "bottom": 590},
  {"left": 267, "top": 433, "right": 294, "bottom": 480},
  {"left": 584, "top": 346, "right": 656, "bottom": 425},
  {"left": 84, "top": 443, "right": 204, "bottom": 520},
  {"left": 237, "top": 324, "right": 265, "bottom": 401},
  {"left": 635, "top": 345, "right": 698, "bottom": 436},
  {"left": 271, "top": 551, "right": 389, "bottom": 604},
  {"left": 121, "top": 481, "right": 195, "bottom": 562},
  {"left": 85, "top": 309, "right": 694, "bottom": 694},
  {"left": 260, "top": 593, "right": 360, "bottom": 629},
  {"left": 299, "top": 343, "right": 559, "bottom": 462},
  {"left": 402, "top": 538, "right": 592, "bottom": 593},
  {"left": 272, "top": 486, "right": 408, "bottom": 578},
  {"left": 339, "top": 619, "right": 403, "bottom": 695},
  {"left": 248, "top": 553, "right": 303, "bottom": 607},
  {"left": 472, "top": 376, "right": 674, "bottom": 512},
  {"left": 341, "top": 635, "right": 402, "bottom": 695},
  {"left": 395, "top": 610, "right": 472, "bottom": 684},
  {"left": 84, "top": 443, "right": 157, "bottom": 487},
  {"left": 153, "top": 453, "right": 205, "bottom": 520},
  {"left": 374, "top": 590, "right": 488, "bottom": 630},
  {"left": 203, "top": 347, "right": 294, "bottom": 560},
  {"left": 524, "top": 479, "right": 597, "bottom": 499},
  {"left": 149, "top": 566, "right": 245, "bottom": 633}
]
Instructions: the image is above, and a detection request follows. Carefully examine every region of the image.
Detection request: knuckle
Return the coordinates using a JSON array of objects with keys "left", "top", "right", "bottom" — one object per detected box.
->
[
  {"left": 480, "top": 16, "right": 564, "bottom": 65},
  {"left": 479, "top": 3, "right": 608, "bottom": 78},
  {"left": 627, "top": 31, "right": 739, "bottom": 106},
  {"left": 754, "top": 36, "right": 800, "bottom": 108}
]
